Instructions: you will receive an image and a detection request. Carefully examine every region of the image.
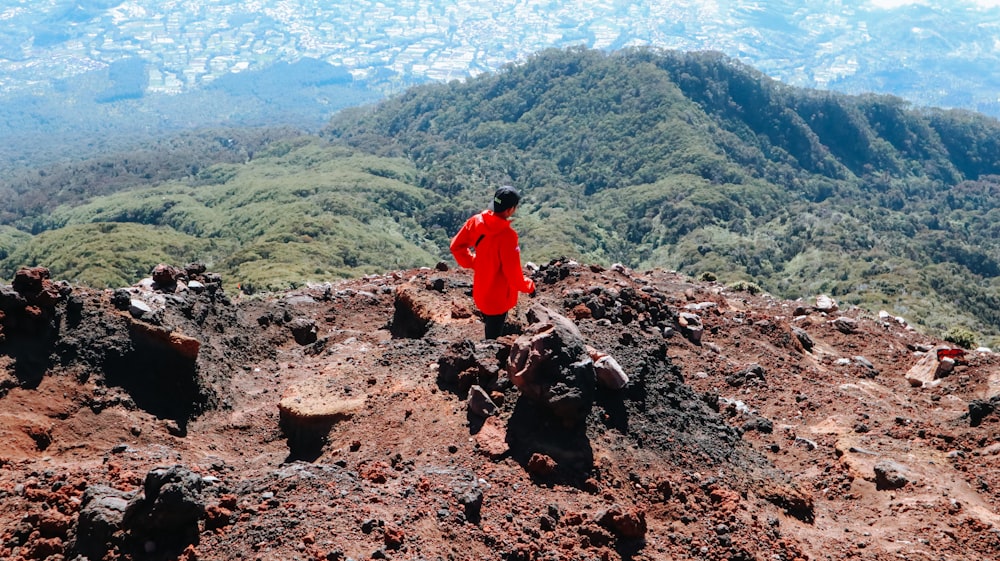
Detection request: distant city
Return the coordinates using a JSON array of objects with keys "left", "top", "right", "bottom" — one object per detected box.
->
[{"left": 3, "top": 0, "right": 1000, "bottom": 116}]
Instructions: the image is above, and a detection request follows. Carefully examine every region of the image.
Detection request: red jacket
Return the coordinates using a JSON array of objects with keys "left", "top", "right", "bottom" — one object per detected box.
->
[{"left": 450, "top": 210, "right": 535, "bottom": 316}]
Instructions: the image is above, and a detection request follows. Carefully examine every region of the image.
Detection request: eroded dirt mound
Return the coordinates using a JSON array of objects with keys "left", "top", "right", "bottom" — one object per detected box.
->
[{"left": 1, "top": 259, "right": 998, "bottom": 561}]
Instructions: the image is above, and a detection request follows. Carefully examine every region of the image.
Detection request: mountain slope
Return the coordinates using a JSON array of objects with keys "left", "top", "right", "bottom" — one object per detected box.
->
[
  {"left": 324, "top": 47, "right": 1000, "bottom": 343},
  {"left": 2, "top": 48, "right": 1000, "bottom": 344},
  {"left": 1, "top": 260, "right": 999, "bottom": 560}
]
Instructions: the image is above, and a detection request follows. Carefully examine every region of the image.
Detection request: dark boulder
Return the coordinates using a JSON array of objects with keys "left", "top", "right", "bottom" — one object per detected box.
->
[{"left": 508, "top": 305, "right": 595, "bottom": 428}]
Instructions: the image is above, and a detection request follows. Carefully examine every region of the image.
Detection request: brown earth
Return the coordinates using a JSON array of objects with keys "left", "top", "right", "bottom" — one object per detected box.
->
[{"left": 1, "top": 259, "right": 998, "bottom": 561}]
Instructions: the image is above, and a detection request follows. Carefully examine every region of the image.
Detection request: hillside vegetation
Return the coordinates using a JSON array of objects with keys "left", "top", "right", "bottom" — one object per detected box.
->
[
  {"left": 1, "top": 139, "right": 445, "bottom": 290},
  {"left": 3, "top": 47, "right": 1000, "bottom": 344}
]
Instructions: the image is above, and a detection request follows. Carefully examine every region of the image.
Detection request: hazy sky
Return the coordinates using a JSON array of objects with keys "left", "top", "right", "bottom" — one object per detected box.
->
[{"left": 869, "top": 0, "right": 1000, "bottom": 8}]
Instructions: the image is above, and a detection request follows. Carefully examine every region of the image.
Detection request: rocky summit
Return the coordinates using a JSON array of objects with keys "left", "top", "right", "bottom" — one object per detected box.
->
[{"left": 0, "top": 258, "right": 998, "bottom": 561}]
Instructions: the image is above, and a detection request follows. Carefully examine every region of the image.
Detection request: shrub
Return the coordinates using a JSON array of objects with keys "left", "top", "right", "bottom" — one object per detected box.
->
[
  {"left": 728, "top": 280, "right": 763, "bottom": 295},
  {"left": 943, "top": 326, "right": 978, "bottom": 349}
]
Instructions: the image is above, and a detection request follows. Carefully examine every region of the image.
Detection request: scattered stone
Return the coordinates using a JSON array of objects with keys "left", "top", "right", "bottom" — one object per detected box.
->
[
  {"left": 129, "top": 299, "right": 153, "bottom": 319},
  {"left": 815, "top": 295, "right": 838, "bottom": 312},
  {"left": 122, "top": 466, "right": 206, "bottom": 552},
  {"left": 596, "top": 505, "right": 647, "bottom": 539},
  {"left": 526, "top": 453, "right": 557, "bottom": 477},
  {"left": 12, "top": 266, "right": 50, "bottom": 296},
  {"left": 873, "top": 460, "right": 909, "bottom": 490},
  {"left": 969, "top": 399, "right": 997, "bottom": 427},
  {"left": 69, "top": 485, "right": 135, "bottom": 560},
  {"left": 183, "top": 262, "right": 207, "bottom": 277},
  {"left": 426, "top": 275, "right": 448, "bottom": 291},
  {"left": 743, "top": 416, "right": 774, "bottom": 434},
  {"left": 361, "top": 518, "right": 383, "bottom": 534},
  {"left": 792, "top": 326, "right": 814, "bottom": 352},
  {"left": 288, "top": 318, "right": 318, "bottom": 345},
  {"left": 151, "top": 264, "right": 184, "bottom": 292},
  {"left": 437, "top": 339, "right": 500, "bottom": 395},
  {"left": 383, "top": 526, "right": 405, "bottom": 550},
  {"left": 676, "top": 312, "right": 704, "bottom": 344},
  {"left": 853, "top": 355, "right": 875, "bottom": 372},
  {"left": 833, "top": 316, "right": 857, "bottom": 334},
  {"left": 455, "top": 484, "right": 484, "bottom": 523},
  {"left": 12, "top": 267, "right": 64, "bottom": 310},
  {"left": 726, "top": 363, "right": 766, "bottom": 387},
  {"left": 905, "top": 349, "right": 956, "bottom": 387},
  {"left": 794, "top": 437, "right": 817, "bottom": 451},
  {"left": 467, "top": 385, "right": 498, "bottom": 417},
  {"left": 473, "top": 416, "right": 509, "bottom": 459},
  {"left": 936, "top": 357, "right": 955, "bottom": 378},
  {"left": 588, "top": 347, "right": 629, "bottom": 389},
  {"left": 570, "top": 303, "right": 592, "bottom": 320}
]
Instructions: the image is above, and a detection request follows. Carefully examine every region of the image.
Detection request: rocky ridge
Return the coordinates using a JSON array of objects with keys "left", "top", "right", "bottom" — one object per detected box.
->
[{"left": 0, "top": 258, "right": 998, "bottom": 561}]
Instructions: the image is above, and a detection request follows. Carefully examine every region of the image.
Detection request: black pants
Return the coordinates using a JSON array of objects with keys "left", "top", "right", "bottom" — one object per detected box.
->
[{"left": 483, "top": 312, "right": 507, "bottom": 340}]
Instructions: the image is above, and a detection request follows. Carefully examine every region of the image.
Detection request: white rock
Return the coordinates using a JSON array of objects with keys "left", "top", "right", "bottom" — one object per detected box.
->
[
  {"left": 905, "top": 351, "right": 939, "bottom": 387},
  {"left": 594, "top": 354, "right": 629, "bottom": 390},
  {"left": 129, "top": 299, "right": 152, "bottom": 317},
  {"left": 815, "top": 294, "right": 838, "bottom": 312}
]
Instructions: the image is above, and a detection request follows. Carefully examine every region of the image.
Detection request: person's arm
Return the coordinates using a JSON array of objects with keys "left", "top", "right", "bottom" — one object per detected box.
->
[
  {"left": 450, "top": 217, "right": 477, "bottom": 269},
  {"left": 499, "top": 232, "right": 535, "bottom": 294}
]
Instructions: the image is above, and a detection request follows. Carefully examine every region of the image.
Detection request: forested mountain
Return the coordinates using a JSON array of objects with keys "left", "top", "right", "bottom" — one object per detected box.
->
[
  {"left": 324, "top": 47, "right": 1000, "bottom": 344},
  {"left": 3, "top": 48, "right": 1000, "bottom": 345}
]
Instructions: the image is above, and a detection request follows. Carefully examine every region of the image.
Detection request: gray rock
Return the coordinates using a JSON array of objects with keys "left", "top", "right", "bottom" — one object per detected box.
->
[
  {"left": 288, "top": 317, "right": 318, "bottom": 345},
  {"left": 69, "top": 484, "right": 136, "bottom": 560},
  {"left": 122, "top": 465, "right": 206, "bottom": 552},
  {"left": 677, "top": 312, "right": 704, "bottom": 344},
  {"left": 833, "top": 316, "right": 857, "bottom": 334},
  {"left": 468, "top": 385, "right": 498, "bottom": 417},
  {"left": 792, "top": 326, "right": 814, "bottom": 351},
  {"left": 726, "top": 363, "right": 766, "bottom": 387},
  {"left": 969, "top": 398, "right": 998, "bottom": 427},
  {"left": 873, "top": 460, "right": 909, "bottom": 490}
]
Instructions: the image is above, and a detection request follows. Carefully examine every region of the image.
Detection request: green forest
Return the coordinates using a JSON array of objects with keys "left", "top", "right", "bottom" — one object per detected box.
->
[{"left": 3, "top": 47, "right": 1000, "bottom": 346}]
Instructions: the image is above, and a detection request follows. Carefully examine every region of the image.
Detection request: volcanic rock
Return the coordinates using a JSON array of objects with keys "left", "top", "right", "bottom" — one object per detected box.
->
[{"left": 508, "top": 304, "right": 595, "bottom": 427}]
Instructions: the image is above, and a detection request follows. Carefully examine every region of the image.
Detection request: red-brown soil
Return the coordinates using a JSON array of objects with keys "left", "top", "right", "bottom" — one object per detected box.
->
[{"left": 1, "top": 259, "right": 998, "bottom": 561}]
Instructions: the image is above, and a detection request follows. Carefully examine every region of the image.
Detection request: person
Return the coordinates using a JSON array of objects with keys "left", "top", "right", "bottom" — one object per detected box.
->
[{"left": 450, "top": 185, "right": 536, "bottom": 339}]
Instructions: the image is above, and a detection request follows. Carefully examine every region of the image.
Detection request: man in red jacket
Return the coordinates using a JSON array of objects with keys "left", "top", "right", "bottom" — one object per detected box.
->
[{"left": 450, "top": 185, "right": 536, "bottom": 339}]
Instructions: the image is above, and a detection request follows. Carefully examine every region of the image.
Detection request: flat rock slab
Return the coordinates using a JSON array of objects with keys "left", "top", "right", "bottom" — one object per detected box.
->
[
  {"left": 279, "top": 376, "right": 367, "bottom": 422},
  {"left": 279, "top": 373, "right": 368, "bottom": 460}
]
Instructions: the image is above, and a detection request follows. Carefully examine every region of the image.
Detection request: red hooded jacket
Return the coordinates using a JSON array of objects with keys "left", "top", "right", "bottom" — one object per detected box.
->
[{"left": 450, "top": 210, "right": 535, "bottom": 316}]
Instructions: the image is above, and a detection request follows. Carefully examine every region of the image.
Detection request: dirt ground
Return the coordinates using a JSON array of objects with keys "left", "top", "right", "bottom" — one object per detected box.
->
[{"left": 1, "top": 258, "right": 998, "bottom": 561}]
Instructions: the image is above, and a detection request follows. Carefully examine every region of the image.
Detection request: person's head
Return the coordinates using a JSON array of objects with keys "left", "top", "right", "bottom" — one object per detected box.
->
[{"left": 489, "top": 185, "right": 520, "bottom": 218}]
